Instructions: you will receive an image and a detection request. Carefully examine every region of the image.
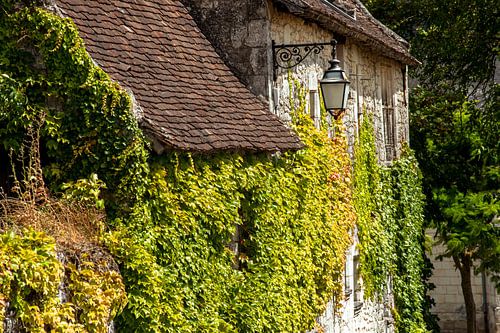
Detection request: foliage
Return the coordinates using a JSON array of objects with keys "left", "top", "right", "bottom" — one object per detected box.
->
[
  {"left": 411, "top": 87, "right": 500, "bottom": 287},
  {"left": 68, "top": 258, "right": 126, "bottom": 333},
  {"left": 353, "top": 113, "right": 393, "bottom": 298},
  {"left": 365, "top": 1, "right": 499, "bottom": 330},
  {"left": 388, "top": 151, "right": 434, "bottom": 333},
  {"left": 0, "top": 4, "right": 150, "bottom": 216},
  {"left": 0, "top": 4, "right": 356, "bottom": 332},
  {"left": 354, "top": 117, "right": 436, "bottom": 332},
  {"left": 0, "top": 228, "right": 126, "bottom": 332},
  {"left": 61, "top": 174, "right": 107, "bottom": 210},
  {"left": 364, "top": 0, "right": 499, "bottom": 91}
]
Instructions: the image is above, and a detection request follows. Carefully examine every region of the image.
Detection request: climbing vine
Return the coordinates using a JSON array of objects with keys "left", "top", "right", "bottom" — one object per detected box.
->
[
  {"left": 0, "top": 3, "right": 356, "bottom": 332},
  {"left": 353, "top": 114, "right": 394, "bottom": 298},
  {"left": 354, "top": 116, "right": 434, "bottom": 332},
  {"left": 0, "top": 228, "right": 126, "bottom": 333},
  {"left": 106, "top": 85, "right": 355, "bottom": 332},
  {"left": 1, "top": 2, "right": 435, "bottom": 332},
  {"left": 0, "top": 4, "right": 149, "bottom": 216}
]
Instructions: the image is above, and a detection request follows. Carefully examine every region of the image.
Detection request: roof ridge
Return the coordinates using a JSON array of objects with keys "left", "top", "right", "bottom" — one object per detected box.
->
[
  {"left": 353, "top": 0, "right": 409, "bottom": 48},
  {"left": 320, "top": 0, "right": 356, "bottom": 20}
]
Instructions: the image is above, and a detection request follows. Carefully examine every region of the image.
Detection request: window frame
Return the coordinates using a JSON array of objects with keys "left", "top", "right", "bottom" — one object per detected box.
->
[{"left": 380, "top": 66, "right": 396, "bottom": 161}]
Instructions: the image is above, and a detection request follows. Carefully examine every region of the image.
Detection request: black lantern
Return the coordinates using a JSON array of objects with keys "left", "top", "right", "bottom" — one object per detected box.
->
[
  {"left": 320, "top": 43, "right": 350, "bottom": 118},
  {"left": 271, "top": 38, "right": 350, "bottom": 118}
]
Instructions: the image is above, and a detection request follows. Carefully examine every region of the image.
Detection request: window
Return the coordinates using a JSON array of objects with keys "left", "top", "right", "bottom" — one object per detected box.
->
[
  {"left": 229, "top": 223, "right": 242, "bottom": 270},
  {"left": 353, "top": 254, "right": 363, "bottom": 315},
  {"left": 381, "top": 67, "right": 396, "bottom": 161},
  {"left": 344, "top": 258, "right": 353, "bottom": 298},
  {"left": 308, "top": 73, "right": 321, "bottom": 130},
  {"left": 230, "top": 202, "right": 250, "bottom": 270}
]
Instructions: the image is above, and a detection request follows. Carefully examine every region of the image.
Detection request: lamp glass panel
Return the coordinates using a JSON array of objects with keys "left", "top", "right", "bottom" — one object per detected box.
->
[
  {"left": 321, "top": 82, "right": 346, "bottom": 110},
  {"left": 343, "top": 83, "right": 350, "bottom": 109}
]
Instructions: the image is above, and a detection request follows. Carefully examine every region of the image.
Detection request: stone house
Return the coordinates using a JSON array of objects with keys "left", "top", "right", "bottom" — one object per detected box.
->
[
  {"left": 54, "top": 0, "right": 420, "bottom": 332},
  {"left": 183, "top": 0, "right": 418, "bottom": 331},
  {"left": 43, "top": 0, "right": 416, "bottom": 332},
  {"left": 51, "top": 0, "right": 303, "bottom": 155},
  {"left": 6, "top": 1, "right": 496, "bottom": 332}
]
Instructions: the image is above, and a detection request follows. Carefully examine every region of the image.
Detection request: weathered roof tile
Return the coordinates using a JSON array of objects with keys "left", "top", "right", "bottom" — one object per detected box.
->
[
  {"left": 273, "top": 0, "right": 419, "bottom": 65},
  {"left": 54, "top": 0, "right": 303, "bottom": 152}
]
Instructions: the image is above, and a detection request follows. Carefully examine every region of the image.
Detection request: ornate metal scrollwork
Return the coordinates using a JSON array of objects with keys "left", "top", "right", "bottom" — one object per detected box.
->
[{"left": 272, "top": 40, "right": 336, "bottom": 80}]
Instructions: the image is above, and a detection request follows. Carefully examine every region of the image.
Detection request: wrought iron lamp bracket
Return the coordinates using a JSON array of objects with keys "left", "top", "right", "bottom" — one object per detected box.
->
[{"left": 272, "top": 39, "right": 337, "bottom": 81}]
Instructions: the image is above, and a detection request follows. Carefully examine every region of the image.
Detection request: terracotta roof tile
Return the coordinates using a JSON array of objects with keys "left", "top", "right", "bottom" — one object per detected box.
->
[{"left": 54, "top": 0, "right": 303, "bottom": 152}]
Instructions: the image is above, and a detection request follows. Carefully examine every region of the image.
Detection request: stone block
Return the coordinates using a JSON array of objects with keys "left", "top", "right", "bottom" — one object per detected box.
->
[
  {"left": 245, "top": 20, "right": 268, "bottom": 47},
  {"left": 454, "top": 320, "right": 467, "bottom": 330},
  {"left": 444, "top": 294, "right": 458, "bottom": 304},
  {"left": 231, "top": 26, "right": 247, "bottom": 48}
]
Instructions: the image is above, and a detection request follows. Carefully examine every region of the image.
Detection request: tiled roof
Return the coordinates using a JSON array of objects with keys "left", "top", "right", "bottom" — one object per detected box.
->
[
  {"left": 53, "top": 0, "right": 303, "bottom": 153},
  {"left": 273, "top": 0, "right": 419, "bottom": 66}
]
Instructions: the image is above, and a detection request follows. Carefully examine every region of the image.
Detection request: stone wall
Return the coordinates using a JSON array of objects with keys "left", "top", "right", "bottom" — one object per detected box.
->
[
  {"left": 269, "top": 4, "right": 332, "bottom": 122},
  {"left": 186, "top": 2, "right": 413, "bottom": 331},
  {"left": 428, "top": 231, "right": 500, "bottom": 333},
  {"left": 269, "top": 3, "right": 407, "bottom": 161},
  {"left": 182, "top": 0, "right": 271, "bottom": 99},
  {"left": 343, "top": 43, "right": 408, "bottom": 162},
  {"left": 310, "top": 244, "right": 395, "bottom": 333},
  {"left": 269, "top": 4, "right": 410, "bottom": 332},
  {"left": 309, "top": 297, "right": 394, "bottom": 333}
]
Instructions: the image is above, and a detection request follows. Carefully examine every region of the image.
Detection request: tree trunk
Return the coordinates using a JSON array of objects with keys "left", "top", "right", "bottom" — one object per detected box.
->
[{"left": 454, "top": 253, "right": 476, "bottom": 333}]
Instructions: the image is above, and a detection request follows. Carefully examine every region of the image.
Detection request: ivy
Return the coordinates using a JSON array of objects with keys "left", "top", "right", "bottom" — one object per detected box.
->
[
  {"left": 0, "top": 4, "right": 355, "bottom": 332},
  {"left": 0, "top": 5, "right": 150, "bottom": 215},
  {"left": 0, "top": 229, "right": 126, "bottom": 332},
  {"left": 354, "top": 116, "right": 436, "bottom": 332},
  {"left": 0, "top": 3, "right": 434, "bottom": 332},
  {"left": 107, "top": 94, "right": 355, "bottom": 332},
  {"left": 353, "top": 114, "right": 394, "bottom": 298}
]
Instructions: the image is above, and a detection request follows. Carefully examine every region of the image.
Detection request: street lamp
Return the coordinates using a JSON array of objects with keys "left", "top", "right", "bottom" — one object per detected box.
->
[
  {"left": 319, "top": 41, "right": 350, "bottom": 118},
  {"left": 272, "top": 38, "right": 350, "bottom": 119}
]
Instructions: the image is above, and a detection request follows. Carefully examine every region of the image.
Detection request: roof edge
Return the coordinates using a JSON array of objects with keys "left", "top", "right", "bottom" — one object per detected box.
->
[
  {"left": 273, "top": 0, "right": 420, "bottom": 66},
  {"left": 45, "top": 0, "right": 305, "bottom": 154}
]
